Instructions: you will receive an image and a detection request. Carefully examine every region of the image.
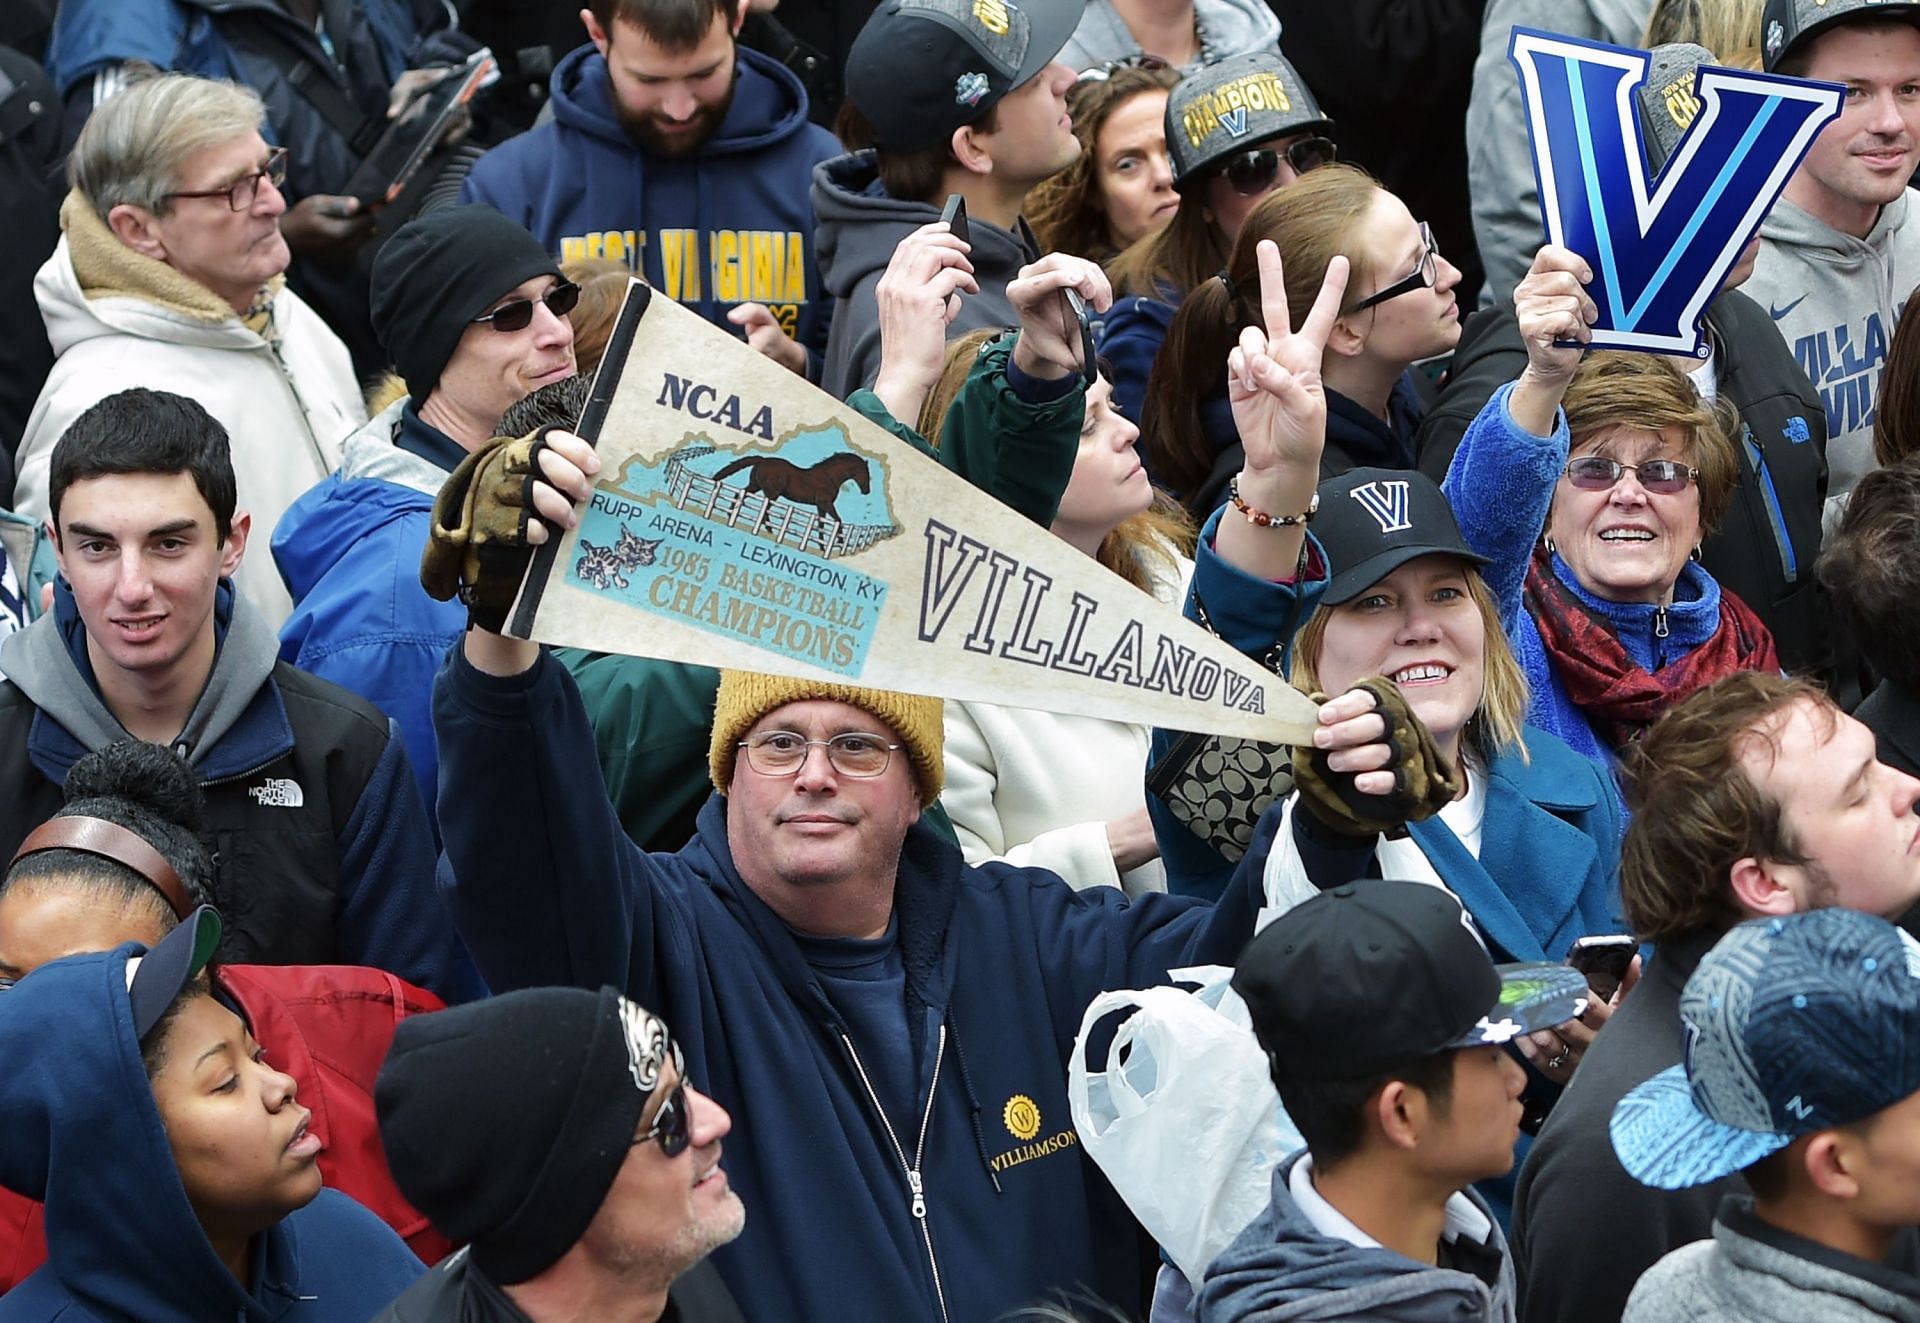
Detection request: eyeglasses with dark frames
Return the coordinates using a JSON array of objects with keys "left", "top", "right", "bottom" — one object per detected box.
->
[
  {"left": 162, "top": 146, "right": 289, "bottom": 212},
  {"left": 1074, "top": 54, "right": 1172, "bottom": 83},
  {"left": 1561, "top": 455, "right": 1700, "bottom": 495},
  {"left": 632, "top": 1080, "right": 691, "bottom": 1158},
  {"left": 1346, "top": 221, "right": 1441, "bottom": 313},
  {"left": 738, "top": 730, "right": 901, "bottom": 778},
  {"left": 469, "top": 280, "right": 583, "bottom": 333},
  {"left": 1216, "top": 137, "right": 1338, "bottom": 197}
]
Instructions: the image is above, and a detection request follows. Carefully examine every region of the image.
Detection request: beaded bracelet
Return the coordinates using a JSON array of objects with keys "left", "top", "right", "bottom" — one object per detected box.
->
[{"left": 1227, "top": 476, "right": 1318, "bottom": 527}]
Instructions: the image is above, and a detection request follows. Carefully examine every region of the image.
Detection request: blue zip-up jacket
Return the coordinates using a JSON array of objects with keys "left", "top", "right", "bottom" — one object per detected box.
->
[
  {"left": 1098, "top": 290, "right": 1180, "bottom": 427},
  {"left": 0, "top": 942, "right": 425, "bottom": 1323},
  {"left": 462, "top": 44, "right": 839, "bottom": 372},
  {"left": 1443, "top": 382, "right": 1735, "bottom": 768},
  {"left": 432, "top": 643, "right": 1274, "bottom": 1323},
  {"left": 274, "top": 401, "right": 467, "bottom": 832},
  {"left": 0, "top": 580, "right": 477, "bottom": 1000}
]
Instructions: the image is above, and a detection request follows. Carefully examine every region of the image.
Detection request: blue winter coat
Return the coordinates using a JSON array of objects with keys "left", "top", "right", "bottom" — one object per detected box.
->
[
  {"left": 1443, "top": 382, "right": 1743, "bottom": 768},
  {"left": 432, "top": 644, "right": 1275, "bottom": 1323},
  {"left": 47, "top": 0, "right": 458, "bottom": 199},
  {"left": 0, "top": 942, "right": 424, "bottom": 1323},
  {"left": 462, "top": 44, "right": 839, "bottom": 370},
  {"left": 274, "top": 402, "right": 466, "bottom": 833}
]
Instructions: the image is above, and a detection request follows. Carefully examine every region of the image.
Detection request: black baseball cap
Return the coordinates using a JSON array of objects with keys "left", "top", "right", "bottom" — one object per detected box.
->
[
  {"left": 1313, "top": 468, "right": 1490, "bottom": 606},
  {"left": 1763, "top": 0, "right": 1920, "bottom": 71},
  {"left": 1233, "top": 881, "right": 1590, "bottom": 1081},
  {"left": 845, "top": 0, "right": 1086, "bottom": 153},
  {"left": 1165, "top": 51, "right": 1332, "bottom": 190},
  {"left": 126, "top": 905, "right": 221, "bottom": 1042}
]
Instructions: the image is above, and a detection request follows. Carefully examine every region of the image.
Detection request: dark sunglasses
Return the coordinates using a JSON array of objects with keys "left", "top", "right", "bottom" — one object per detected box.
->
[
  {"left": 1562, "top": 455, "right": 1700, "bottom": 495},
  {"left": 1347, "top": 221, "right": 1441, "bottom": 313},
  {"left": 470, "top": 280, "right": 582, "bottom": 332},
  {"left": 1217, "top": 136, "right": 1337, "bottom": 197},
  {"left": 1074, "top": 54, "right": 1171, "bottom": 83},
  {"left": 632, "top": 1079, "right": 691, "bottom": 1158}
]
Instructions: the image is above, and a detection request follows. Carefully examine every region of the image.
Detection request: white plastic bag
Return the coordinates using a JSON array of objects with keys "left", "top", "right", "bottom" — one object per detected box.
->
[{"left": 1068, "top": 965, "right": 1304, "bottom": 1291}]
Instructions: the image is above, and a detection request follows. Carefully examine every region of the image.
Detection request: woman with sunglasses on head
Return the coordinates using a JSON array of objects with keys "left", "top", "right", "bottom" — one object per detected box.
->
[
  {"left": 1026, "top": 59, "right": 1183, "bottom": 267},
  {"left": 1441, "top": 245, "right": 1774, "bottom": 769},
  {"left": 0, "top": 740, "right": 449, "bottom": 1311},
  {"left": 1141, "top": 162, "right": 1462, "bottom": 515},
  {"left": 1100, "top": 52, "right": 1335, "bottom": 425},
  {"left": 274, "top": 205, "right": 579, "bottom": 834}
]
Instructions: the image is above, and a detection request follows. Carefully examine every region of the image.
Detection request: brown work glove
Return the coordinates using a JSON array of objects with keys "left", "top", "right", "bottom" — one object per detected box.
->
[
  {"left": 1293, "top": 676, "right": 1460, "bottom": 838},
  {"left": 420, "top": 426, "right": 554, "bottom": 633}
]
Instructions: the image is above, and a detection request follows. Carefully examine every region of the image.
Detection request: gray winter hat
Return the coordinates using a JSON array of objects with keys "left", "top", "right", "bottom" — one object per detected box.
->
[
  {"left": 1634, "top": 43, "right": 1715, "bottom": 173},
  {"left": 1165, "top": 50, "right": 1331, "bottom": 190}
]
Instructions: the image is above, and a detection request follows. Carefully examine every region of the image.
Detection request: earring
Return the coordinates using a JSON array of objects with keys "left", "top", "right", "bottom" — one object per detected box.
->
[
  {"left": 1689, "top": 544, "right": 1703, "bottom": 563},
  {"left": 1543, "top": 534, "right": 1557, "bottom": 555}
]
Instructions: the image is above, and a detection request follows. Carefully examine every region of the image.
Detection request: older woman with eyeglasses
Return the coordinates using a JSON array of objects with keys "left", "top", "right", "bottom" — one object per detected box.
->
[
  {"left": 1139, "top": 162, "right": 1462, "bottom": 514},
  {"left": 1442, "top": 245, "right": 1777, "bottom": 767},
  {"left": 1100, "top": 52, "right": 1336, "bottom": 425}
]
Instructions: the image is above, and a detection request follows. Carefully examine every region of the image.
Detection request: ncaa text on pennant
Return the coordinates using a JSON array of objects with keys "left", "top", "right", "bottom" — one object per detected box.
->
[
  {"left": 1509, "top": 29, "right": 1841, "bottom": 356},
  {"left": 507, "top": 281, "right": 1317, "bottom": 744}
]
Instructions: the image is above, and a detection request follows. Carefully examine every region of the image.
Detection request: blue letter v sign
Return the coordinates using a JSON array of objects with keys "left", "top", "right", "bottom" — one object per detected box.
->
[{"left": 1510, "top": 30, "right": 1842, "bottom": 356}]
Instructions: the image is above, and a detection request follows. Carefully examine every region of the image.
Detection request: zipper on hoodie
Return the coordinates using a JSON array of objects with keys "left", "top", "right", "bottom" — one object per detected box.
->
[
  {"left": 1654, "top": 605, "right": 1670, "bottom": 639},
  {"left": 841, "top": 1025, "right": 951, "bottom": 1323}
]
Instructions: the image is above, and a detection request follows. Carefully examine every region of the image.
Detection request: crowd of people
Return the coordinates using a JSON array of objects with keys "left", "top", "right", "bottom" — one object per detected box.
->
[{"left": 2, "top": 0, "right": 1920, "bottom": 1319}]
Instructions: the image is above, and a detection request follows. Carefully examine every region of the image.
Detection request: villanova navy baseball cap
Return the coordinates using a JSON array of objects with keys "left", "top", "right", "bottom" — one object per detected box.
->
[
  {"left": 845, "top": 0, "right": 1086, "bottom": 152},
  {"left": 1234, "top": 880, "right": 1591, "bottom": 1082},
  {"left": 1763, "top": 0, "right": 1920, "bottom": 72},
  {"left": 1313, "top": 468, "right": 1490, "bottom": 607},
  {"left": 1165, "top": 50, "right": 1332, "bottom": 190},
  {"left": 1611, "top": 909, "right": 1920, "bottom": 1190}
]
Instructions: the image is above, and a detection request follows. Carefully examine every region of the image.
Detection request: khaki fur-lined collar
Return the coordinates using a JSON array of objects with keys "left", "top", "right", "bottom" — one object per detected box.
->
[{"left": 61, "top": 189, "right": 285, "bottom": 334}]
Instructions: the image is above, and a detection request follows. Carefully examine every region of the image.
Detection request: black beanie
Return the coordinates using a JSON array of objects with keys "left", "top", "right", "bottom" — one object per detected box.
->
[
  {"left": 368, "top": 204, "right": 562, "bottom": 407},
  {"left": 375, "top": 986, "right": 668, "bottom": 1284}
]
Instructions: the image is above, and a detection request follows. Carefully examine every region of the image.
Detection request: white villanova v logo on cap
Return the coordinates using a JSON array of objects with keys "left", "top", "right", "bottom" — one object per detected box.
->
[{"left": 1349, "top": 480, "right": 1412, "bottom": 534}]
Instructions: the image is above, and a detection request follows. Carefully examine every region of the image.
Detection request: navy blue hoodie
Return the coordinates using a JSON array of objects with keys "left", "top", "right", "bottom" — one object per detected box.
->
[
  {"left": 433, "top": 645, "right": 1271, "bottom": 1323},
  {"left": 0, "top": 944, "right": 424, "bottom": 1322},
  {"left": 461, "top": 43, "right": 840, "bottom": 367}
]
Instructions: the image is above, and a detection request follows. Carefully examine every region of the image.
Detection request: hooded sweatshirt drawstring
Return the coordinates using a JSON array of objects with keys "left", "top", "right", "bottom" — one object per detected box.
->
[{"left": 946, "top": 1018, "right": 1002, "bottom": 1195}]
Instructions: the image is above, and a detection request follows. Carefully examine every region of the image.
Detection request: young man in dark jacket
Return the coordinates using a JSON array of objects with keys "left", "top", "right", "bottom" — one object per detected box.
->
[
  {"left": 462, "top": 0, "right": 840, "bottom": 380},
  {"left": 1198, "top": 881, "right": 1589, "bottom": 1322},
  {"left": 813, "top": 0, "right": 1084, "bottom": 397},
  {"left": 373, "top": 987, "right": 746, "bottom": 1323},
  {"left": 0, "top": 387, "right": 472, "bottom": 1000},
  {"left": 1417, "top": 42, "right": 1830, "bottom": 678},
  {"left": 1510, "top": 671, "right": 1920, "bottom": 1323}
]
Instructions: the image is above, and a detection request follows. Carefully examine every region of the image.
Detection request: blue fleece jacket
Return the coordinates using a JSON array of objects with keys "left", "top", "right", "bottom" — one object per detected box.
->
[
  {"left": 461, "top": 44, "right": 840, "bottom": 370},
  {"left": 432, "top": 644, "right": 1272, "bottom": 1323},
  {"left": 1098, "top": 290, "right": 1179, "bottom": 426},
  {"left": 0, "top": 943, "right": 424, "bottom": 1322},
  {"left": 1443, "top": 382, "right": 1734, "bottom": 768},
  {"left": 274, "top": 404, "right": 468, "bottom": 832}
]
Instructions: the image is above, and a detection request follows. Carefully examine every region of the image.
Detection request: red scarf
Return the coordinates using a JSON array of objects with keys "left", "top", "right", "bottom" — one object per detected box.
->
[{"left": 1524, "top": 546, "right": 1779, "bottom": 748}]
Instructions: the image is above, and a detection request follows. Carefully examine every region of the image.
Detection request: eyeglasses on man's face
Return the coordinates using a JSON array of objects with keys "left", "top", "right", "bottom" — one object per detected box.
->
[
  {"left": 469, "top": 280, "right": 582, "bottom": 333},
  {"left": 633, "top": 1079, "right": 691, "bottom": 1158},
  {"left": 163, "top": 146, "right": 289, "bottom": 212},
  {"left": 738, "top": 730, "right": 901, "bottom": 778}
]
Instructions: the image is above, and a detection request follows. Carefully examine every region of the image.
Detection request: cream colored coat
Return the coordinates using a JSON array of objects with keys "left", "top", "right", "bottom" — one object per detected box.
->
[
  {"left": 943, "top": 542, "right": 1193, "bottom": 897},
  {"left": 16, "top": 193, "right": 365, "bottom": 627}
]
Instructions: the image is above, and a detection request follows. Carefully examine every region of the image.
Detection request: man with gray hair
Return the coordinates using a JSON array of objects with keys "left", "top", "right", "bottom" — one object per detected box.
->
[{"left": 13, "top": 70, "right": 366, "bottom": 627}]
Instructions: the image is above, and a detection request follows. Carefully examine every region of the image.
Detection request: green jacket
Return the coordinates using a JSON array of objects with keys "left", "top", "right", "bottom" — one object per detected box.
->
[{"left": 558, "top": 334, "right": 1084, "bottom": 852}]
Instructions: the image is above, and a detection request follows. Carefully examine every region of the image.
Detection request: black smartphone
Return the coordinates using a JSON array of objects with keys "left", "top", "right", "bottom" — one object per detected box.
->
[
  {"left": 1568, "top": 934, "right": 1637, "bottom": 1001},
  {"left": 939, "top": 193, "right": 969, "bottom": 248},
  {"left": 1062, "top": 287, "right": 1097, "bottom": 386}
]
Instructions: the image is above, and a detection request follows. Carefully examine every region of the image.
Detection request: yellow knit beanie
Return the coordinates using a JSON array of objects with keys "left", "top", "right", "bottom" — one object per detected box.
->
[{"left": 709, "top": 670, "right": 945, "bottom": 807}]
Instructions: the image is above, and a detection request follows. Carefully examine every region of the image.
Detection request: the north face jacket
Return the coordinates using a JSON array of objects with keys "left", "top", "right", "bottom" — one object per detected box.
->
[{"left": 0, "top": 580, "right": 476, "bottom": 1001}]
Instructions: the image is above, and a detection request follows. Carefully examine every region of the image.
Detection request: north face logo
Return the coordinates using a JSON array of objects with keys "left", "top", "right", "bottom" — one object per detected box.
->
[{"left": 248, "top": 778, "right": 304, "bottom": 809}]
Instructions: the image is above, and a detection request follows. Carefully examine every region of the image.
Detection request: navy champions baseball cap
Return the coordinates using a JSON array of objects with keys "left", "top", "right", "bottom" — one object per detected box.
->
[
  {"left": 1165, "top": 51, "right": 1332, "bottom": 190},
  {"left": 845, "top": 0, "right": 1087, "bottom": 152},
  {"left": 125, "top": 905, "right": 221, "bottom": 1042},
  {"left": 1234, "top": 880, "right": 1590, "bottom": 1081},
  {"left": 1764, "top": 0, "right": 1920, "bottom": 71},
  {"left": 1611, "top": 909, "right": 1920, "bottom": 1190},
  {"left": 1313, "top": 468, "right": 1491, "bottom": 607}
]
